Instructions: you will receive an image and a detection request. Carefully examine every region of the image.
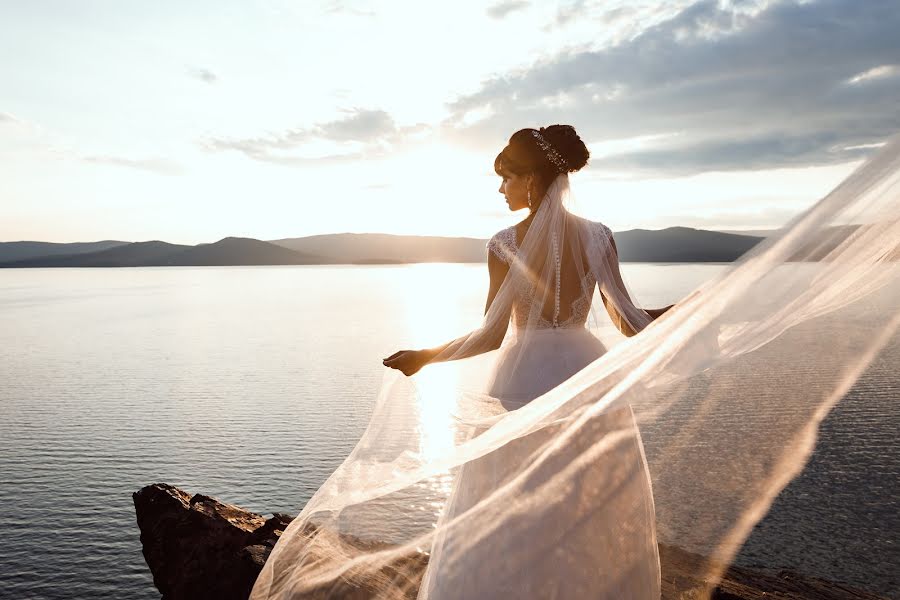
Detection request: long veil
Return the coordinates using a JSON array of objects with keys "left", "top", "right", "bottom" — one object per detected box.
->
[{"left": 250, "top": 135, "right": 900, "bottom": 599}]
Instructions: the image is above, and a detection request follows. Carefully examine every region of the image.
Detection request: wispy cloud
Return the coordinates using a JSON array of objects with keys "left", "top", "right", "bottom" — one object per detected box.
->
[
  {"left": 2, "top": 112, "right": 182, "bottom": 175},
  {"left": 845, "top": 64, "right": 899, "bottom": 86},
  {"left": 201, "top": 108, "right": 431, "bottom": 165},
  {"left": 187, "top": 67, "right": 218, "bottom": 84},
  {"left": 443, "top": 0, "right": 900, "bottom": 174},
  {"left": 80, "top": 155, "right": 184, "bottom": 175},
  {"left": 324, "top": 1, "right": 376, "bottom": 17},
  {"left": 552, "top": 0, "right": 589, "bottom": 28},
  {"left": 486, "top": 0, "right": 530, "bottom": 19}
]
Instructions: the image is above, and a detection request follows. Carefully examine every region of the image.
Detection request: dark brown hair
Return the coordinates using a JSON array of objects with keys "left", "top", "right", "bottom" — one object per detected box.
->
[{"left": 494, "top": 125, "right": 590, "bottom": 200}]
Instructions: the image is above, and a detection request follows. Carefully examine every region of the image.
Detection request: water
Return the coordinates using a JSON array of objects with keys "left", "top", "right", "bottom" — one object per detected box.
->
[{"left": 0, "top": 264, "right": 896, "bottom": 598}]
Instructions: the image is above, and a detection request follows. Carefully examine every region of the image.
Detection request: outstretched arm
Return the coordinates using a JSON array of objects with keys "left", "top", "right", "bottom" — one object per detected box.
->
[
  {"left": 383, "top": 251, "right": 512, "bottom": 376},
  {"left": 600, "top": 236, "right": 673, "bottom": 337}
]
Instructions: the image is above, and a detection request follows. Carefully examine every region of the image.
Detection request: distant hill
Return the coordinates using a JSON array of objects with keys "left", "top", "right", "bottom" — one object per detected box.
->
[
  {"left": 5, "top": 225, "right": 879, "bottom": 268},
  {"left": 270, "top": 228, "right": 765, "bottom": 263},
  {"left": 714, "top": 229, "right": 778, "bottom": 237},
  {"left": 268, "top": 233, "right": 488, "bottom": 263},
  {"left": 0, "top": 240, "right": 191, "bottom": 267},
  {"left": 0, "top": 240, "right": 130, "bottom": 263},
  {"left": 0, "top": 237, "right": 328, "bottom": 268},
  {"left": 781, "top": 224, "right": 860, "bottom": 261},
  {"left": 612, "top": 227, "right": 762, "bottom": 262},
  {"left": 158, "top": 237, "right": 329, "bottom": 266}
]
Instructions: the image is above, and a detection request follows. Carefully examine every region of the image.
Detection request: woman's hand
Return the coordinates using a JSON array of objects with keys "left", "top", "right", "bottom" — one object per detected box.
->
[{"left": 382, "top": 349, "right": 434, "bottom": 377}]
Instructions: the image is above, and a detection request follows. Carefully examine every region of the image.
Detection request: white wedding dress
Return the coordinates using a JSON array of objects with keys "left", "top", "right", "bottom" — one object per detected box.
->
[
  {"left": 249, "top": 141, "right": 900, "bottom": 600},
  {"left": 417, "top": 222, "right": 662, "bottom": 599}
]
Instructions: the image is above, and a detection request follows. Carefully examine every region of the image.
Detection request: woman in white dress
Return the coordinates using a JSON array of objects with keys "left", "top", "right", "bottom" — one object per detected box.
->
[
  {"left": 249, "top": 129, "right": 900, "bottom": 600},
  {"left": 384, "top": 125, "right": 674, "bottom": 599}
]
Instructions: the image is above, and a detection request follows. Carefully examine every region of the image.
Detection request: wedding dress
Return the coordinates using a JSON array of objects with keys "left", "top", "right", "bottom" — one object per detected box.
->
[
  {"left": 249, "top": 137, "right": 900, "bottom": 600},
  {"left": 417, "top": 221, "right": 661, "bottom": 599}
]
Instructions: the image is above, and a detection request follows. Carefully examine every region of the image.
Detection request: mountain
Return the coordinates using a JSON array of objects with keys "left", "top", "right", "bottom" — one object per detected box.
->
[
  {"left": 0, "top": 237, "right": 327, "bottom": 268},
  {"left": 10, "top": 225, "right": 878, "bottom": 267},
  {"left": 271, "top": 228, "right": 765, "bottom": 263},
  {"left": 157, "top": 237, "right": 329, "bottom": 266},
  {"left": 784, "top": 224, "right": 864, "bottom": 261},
  {"left": 0, "top": 240, "right": 130, "bottom": 263},
  {"left": 268, "top": 233, "right": 488, "bottom": 263},
  {"left": 714, "top": 229, "right": 778, "bottom": 237},
  {"left": 612, "top": 227, "right": 763, "bottom": 262},
  {"left": 0, "top": 240, "right": 192, "bottom": 267}
]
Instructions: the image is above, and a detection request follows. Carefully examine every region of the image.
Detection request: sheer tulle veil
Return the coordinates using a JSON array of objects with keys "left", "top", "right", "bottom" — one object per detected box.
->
[{"left": 250, "top": 133, "right": 900, "bottom": 599}]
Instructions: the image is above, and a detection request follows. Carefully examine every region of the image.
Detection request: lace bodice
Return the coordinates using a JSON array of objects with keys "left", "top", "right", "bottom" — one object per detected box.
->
[{"left": 486, "top": 221, "right": 612, "bottom": 330}]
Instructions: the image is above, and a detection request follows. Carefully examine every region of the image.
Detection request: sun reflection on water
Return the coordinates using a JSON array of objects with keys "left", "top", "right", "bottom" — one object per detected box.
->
[{"left": 392, "top": 264, "right": 486, "bottom": 515}]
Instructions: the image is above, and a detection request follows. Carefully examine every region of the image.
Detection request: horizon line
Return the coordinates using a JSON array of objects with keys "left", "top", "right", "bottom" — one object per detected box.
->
[{"left": 1, "top": 225, "right": 778, "bottom": 246}]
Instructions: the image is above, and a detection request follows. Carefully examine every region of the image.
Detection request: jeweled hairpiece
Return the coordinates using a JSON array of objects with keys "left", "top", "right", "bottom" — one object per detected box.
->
[{"left": 530, "top": 130, "right": 569, "bottom": 173}]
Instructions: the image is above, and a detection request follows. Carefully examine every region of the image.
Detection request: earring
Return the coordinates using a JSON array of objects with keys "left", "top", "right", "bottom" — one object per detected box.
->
[{"left": 527, "top": 188, "right": 532, "bottom": 208}]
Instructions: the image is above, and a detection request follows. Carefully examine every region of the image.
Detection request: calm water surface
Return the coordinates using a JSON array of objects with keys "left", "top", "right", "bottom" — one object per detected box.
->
[{"left": 0, "top": 264, "right": 896, "bottom": 598}]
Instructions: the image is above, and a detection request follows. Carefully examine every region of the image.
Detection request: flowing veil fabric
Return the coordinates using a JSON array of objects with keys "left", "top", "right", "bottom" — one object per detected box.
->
[{"left": 250, "top": 135, "right": 900, "bottom": 599}]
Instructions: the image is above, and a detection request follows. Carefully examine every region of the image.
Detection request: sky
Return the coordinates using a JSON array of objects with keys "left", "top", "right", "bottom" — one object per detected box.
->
[{"left": 1, "top": 0, "right": 898, "bottom": 245}]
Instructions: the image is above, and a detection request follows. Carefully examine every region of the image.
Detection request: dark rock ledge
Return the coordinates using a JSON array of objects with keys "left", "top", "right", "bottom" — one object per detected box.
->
[{"left": 133, "top": 483, "right": 887, "bottom": 600}]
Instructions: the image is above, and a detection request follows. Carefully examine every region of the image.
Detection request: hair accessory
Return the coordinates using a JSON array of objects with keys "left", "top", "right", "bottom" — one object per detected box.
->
[{"left": 531, "top": 130, "right": 569, "bottom": 173}]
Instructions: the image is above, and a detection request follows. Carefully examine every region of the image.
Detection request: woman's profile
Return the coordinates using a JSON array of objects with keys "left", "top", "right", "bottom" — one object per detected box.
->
[{"left": 383, "top": 125, "right": 674, "bottom": 598}]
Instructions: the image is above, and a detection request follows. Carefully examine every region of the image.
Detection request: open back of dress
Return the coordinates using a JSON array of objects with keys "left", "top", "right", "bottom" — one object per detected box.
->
[{"left": 418, "top": 218, "right": 661, "bottom": 599}]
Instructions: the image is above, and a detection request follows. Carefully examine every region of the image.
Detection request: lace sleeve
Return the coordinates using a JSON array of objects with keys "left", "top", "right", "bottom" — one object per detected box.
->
[
  {"left": 584, "top": 221, "right": 613, "bottom": 262},
  {"left": 595, "top": 222, "right": 614, "bottom": 251},
  {"left": 486, "top": 227, "right": 517, "bottom": 264},
  {"left": 590, "top": 220, "right": 653, "bottom": 335}
]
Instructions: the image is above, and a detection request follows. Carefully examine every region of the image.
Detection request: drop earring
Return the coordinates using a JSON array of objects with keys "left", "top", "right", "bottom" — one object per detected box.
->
[{"left": 527, "top": 188, "right": 532, "bottom": 209}]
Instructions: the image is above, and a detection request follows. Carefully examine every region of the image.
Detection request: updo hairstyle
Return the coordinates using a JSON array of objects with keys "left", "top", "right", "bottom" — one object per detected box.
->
[{"left": 493, "top": 124, "right": 590, "bottom": 195}]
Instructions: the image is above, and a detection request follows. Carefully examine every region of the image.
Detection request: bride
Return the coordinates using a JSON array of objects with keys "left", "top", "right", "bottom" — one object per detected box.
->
[
  {"left": 383, "top": 125, "right": 674, "bottom": 598},
  {"left": 249, "top": 126, "right": 900, "bottom": 600}
]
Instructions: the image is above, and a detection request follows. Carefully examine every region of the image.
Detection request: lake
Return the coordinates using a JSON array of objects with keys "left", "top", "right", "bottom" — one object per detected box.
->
[{"left": 0, "top": 264, "right": 896, "bottom": 598}]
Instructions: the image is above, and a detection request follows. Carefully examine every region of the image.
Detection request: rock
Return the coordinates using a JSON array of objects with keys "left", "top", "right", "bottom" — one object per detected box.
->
[
  {"left": 133, "top": 483, "right": 887, "bottom": 600},
  {"left": 132, "top": 483, "right": 293, "bottom": 599}
]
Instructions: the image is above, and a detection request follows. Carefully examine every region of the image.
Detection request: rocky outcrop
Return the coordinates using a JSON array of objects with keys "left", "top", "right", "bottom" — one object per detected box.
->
[
  {"left": 133, "top": 483, "right": 887, "bottom": 600},
  {"left": 133, "top": 483, "right": 294, "bottom": 599}
]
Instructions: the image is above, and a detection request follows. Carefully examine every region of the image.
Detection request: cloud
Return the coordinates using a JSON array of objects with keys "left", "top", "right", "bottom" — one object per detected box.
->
[
  {"left": 202, "top": 108, "right": 431, "bottom": 165},
  {"left": 540, "top": 1, "right": 694, "bottom": 35},
  {"left": 486, "top": 0, "right": 530, "bottom": 19},
  {"left": 0, "top": 112, "right": 182, "bottom": 175},
  {"left": 80, "top": 155, "right": 184, "bottom": 175},
  {"left": 324, "top": 1, "right": 376, "bottom": 17},
  {"left": 590, "top": 131, "right": 883, "bottom": 176},
  {"left": 844, "top": 64, "right": 899, "bottom": 85},
  {"left": 442, "top": 0, "right": 900, "bottom": 174},
  {"left": 187, "top": 67, "right": 218, "bottom": 84},
  {"left": 314, "top": 109, "right": 396, "bottom": 142},
  {"left": 552, "top": 0, "right": 589, "bottom": 28}
]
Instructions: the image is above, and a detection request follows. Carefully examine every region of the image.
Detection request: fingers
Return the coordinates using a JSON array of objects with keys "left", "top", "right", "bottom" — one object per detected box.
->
[
  {"left": 382, "top": 351, "right": 420, "bottom": 377},
  {"left": 383, "top": 353, "right": 409, "bottom": 373},
  {"left": 383, "top": 361, "right": 414, "bottom": 377},
  {"left": 382, "top": 350, "right": 405, "bottom": 362}
]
